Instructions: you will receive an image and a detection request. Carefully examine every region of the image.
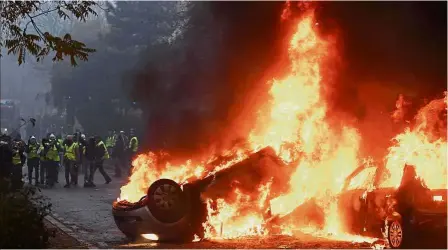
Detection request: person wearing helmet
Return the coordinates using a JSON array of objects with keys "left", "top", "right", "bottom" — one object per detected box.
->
[
  {"left": 26, "top": 136, "right": 40, "bottom": 185},
  {"left": 46, "top": 133, "right": 62, "bottom": 187},
  {"left": 63, "top": 135, "right": 79, "bottom": 188},
  {"left": 38, "top": 138, "right": 49, "bottom": 186},
  {"left": 76, "top": 133, "right": 87, "bottom": 182}
]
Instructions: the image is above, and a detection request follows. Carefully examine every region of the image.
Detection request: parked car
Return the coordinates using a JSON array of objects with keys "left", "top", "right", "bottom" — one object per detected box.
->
[{"left": 338, "top": 164, "right": 447, "bottom": 248}]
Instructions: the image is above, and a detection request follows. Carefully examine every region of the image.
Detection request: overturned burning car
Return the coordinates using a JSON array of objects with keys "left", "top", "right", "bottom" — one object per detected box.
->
[
  {"left": 112, "top": 145, "right": 447, "bottom": 248},
  {"left": 112, "top": 147, "right": 291, "bottom": 241}
]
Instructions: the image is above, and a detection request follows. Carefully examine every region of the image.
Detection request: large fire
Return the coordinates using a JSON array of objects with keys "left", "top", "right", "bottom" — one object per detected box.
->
[{"left": 118, "top": 4, "right": 447, "bottom": 243}]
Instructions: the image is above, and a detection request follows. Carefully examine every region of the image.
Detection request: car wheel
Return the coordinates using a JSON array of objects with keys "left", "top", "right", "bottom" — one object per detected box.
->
[
  {"left": 388, "top": 220, "right": 404, "bottom": 249},
  {"left": 147, "top": 179, "right": 187, "bottom": 224}
]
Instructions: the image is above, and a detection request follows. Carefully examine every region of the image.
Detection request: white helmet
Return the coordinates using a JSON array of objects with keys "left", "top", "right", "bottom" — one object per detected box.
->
[
  {"left": 81, "top": 134, "right": 86, "bottom": 140},
  {"left": 49, "top": 134, "right": 56, "bottom": 140}
]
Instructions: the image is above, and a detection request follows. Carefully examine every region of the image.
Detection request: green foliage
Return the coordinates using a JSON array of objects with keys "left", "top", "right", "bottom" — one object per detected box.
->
[
  {"left": 0, "top": 178, "right": 52, "bottom": 248},
  {"left": 0, "top": 0, "right": 98, "bottom": 66}
]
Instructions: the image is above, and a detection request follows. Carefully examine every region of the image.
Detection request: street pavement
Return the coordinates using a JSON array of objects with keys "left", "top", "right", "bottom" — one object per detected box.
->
[{"left": 25, "top": 162, "right": 128, "bottom": 247}]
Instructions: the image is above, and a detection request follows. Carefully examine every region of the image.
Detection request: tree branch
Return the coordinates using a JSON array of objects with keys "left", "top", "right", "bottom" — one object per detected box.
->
[
  {"left": 29, "top": 7, "right": 57, "bottom": 19},
  {"left": 26, "top": 13, "right": 49, "bottom": 46}
]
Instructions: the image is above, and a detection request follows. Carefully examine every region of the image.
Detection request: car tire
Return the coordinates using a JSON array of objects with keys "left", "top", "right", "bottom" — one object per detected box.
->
[
  {"left": 388, "top": 219, "right": 404, "bottom": 249},
  {"left": 147, "top": 178, "right": 187, "bottom": 224}
]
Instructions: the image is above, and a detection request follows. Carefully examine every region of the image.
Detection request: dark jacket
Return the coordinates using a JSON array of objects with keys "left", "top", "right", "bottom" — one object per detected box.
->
[
  {"left": 113, "top": 135, "right": 128, "bottom": 157},
  {"left": 84, "top": 137, "right": 96, "bottom": 161},
  {"left": 0, "top": 136, "right": 13, "bottom": 178},
  {"left": 95, "top": 140, "right": 107, "bottom": 160}
]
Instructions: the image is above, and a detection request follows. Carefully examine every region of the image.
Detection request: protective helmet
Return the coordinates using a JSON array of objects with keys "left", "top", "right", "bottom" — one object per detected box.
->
[
  {"left": 49, "top": 134, "right": 56, "bottom": 140},
  {"left": 81, "top": 134, "right": 86, "bottom": 140},
  {"left": 30, "top": 136, "right": 37, "bottom": 144}
]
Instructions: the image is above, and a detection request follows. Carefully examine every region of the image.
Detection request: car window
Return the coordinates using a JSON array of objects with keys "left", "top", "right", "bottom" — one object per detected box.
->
[{"left": 347, "top": 167, "right": 377, "bottom": 190}]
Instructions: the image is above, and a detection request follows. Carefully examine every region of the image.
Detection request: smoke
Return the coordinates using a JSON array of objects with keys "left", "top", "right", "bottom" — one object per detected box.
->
[
  {"left": 132, "top": 2, "right": 446, "bottom": 160},
  {"left": 133, "top": 2, "right": 291, "bottom": 158},
  {"left": 311, "top": 2, "right": 447, "bottom": 160}
]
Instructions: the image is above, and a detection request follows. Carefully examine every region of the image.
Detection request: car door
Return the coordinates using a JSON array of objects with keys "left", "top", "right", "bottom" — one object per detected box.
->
[{"left": 339, "top": 166, "right": 378, "bottom": 234}]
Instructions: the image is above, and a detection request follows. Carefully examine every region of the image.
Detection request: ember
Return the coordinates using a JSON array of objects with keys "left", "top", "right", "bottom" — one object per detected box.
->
[{"left": 117, "top": 3, "right": 447, "bottom": 244}]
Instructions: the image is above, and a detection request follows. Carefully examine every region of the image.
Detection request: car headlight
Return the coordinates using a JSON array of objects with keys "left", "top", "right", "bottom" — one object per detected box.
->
[{"left": 141, "top": 233, "right": 159, "bottom": 241}]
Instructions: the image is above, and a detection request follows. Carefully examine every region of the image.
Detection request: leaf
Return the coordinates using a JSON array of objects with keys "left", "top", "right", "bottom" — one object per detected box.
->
[{"left": 18, "top": 47, "right": 24, "bottom": 65}]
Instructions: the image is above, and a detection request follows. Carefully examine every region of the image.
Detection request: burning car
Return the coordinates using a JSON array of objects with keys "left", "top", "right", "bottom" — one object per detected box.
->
[
  {"left": 112, "top": 147, "right": 294, "bottom": 241},
  {"left": 338, "top": 164, "right": 447, "bottom": 248},
  {"left": 112, "top": 5, "right": 447, "bottom": 247}
]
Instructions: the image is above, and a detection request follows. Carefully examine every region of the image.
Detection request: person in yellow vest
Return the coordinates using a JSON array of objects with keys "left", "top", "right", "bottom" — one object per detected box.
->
[
  {"left": 63, "top": 135, "right": 79, "bottom": 188},
  {"left": 11, "top": 140, "right": 25, "bottom": 189},
  {"left": 46, "top": 134, "right": 62, "bottom": 188},
  {"left": 26, "top": 136, "right": 40, "bottom": 185},
  {"left": 88, "top": 136, "right": 112, "bottom": 185},
  {"left": 128, "top": 129, "right": 139, "bottom": 175},
  {"left": 105, "top": 130, "right": 114, "bottom": 153}
]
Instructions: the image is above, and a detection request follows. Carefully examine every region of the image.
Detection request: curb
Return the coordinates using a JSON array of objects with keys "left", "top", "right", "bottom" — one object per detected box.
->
[{"left": 45, "top": 214, "right": 103, "bottom": 249}]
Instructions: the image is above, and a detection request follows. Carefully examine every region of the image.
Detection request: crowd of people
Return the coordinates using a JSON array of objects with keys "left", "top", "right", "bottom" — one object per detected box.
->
[{"left": 0, "top": 129, "right": 139, "bottom": 189}]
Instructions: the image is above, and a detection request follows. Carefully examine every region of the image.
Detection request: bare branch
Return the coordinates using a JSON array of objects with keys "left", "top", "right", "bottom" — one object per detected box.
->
[{"left": 29, "top": 7, "right": 57, "bottom": 19}]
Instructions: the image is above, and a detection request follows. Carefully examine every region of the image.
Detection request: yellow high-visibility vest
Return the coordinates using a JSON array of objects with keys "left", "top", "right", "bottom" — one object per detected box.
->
[
  {"left": 64, "top": 142, "right": 78, "bottom": 161},
  {"left": 129, "top": 137, "right": 139, "bottom": 153},
  {"left": 47, "top": 145, "right": 60, "bottom": 162},
  {"left": 12, "top": 152, "right": 21, "bottom": 165},
  {"left": 28, "top": 144, "right": 40, "bottom": 159},
  {"left": 39, "top": 145, "right": 46, "bottom": 161}
]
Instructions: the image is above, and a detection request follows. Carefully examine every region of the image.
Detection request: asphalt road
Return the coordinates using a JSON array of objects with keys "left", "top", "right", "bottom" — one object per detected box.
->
[
  {"left": 32, "top": 163, "right": 446, "bottom": 249},
  {"left": 29, "top": 162, "right": 128, "bottom": 247}
]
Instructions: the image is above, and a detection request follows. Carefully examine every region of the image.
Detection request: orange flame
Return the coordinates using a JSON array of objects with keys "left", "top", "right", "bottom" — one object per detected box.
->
[
  {"left": 118, "top": 5, "right": 446, "bottom": 245},
  {"left": 381, "top": 93, "right": 447, "bottom": 189}
]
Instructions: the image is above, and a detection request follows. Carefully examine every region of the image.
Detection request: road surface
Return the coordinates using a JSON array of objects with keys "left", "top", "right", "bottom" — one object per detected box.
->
[{"left": 35, "top": 162, "right": 127, "bottom": 247}]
